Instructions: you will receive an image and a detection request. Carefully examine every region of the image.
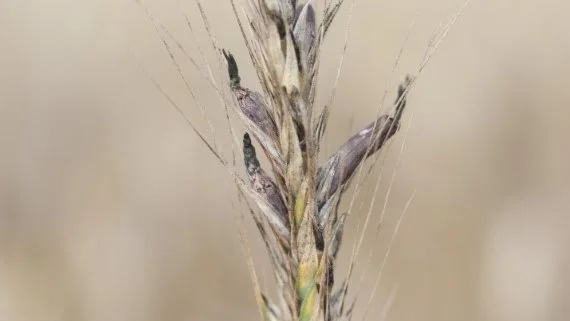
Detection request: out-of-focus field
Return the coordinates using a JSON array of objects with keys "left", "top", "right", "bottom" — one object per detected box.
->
[{"left": 1, "top": 1, "right": 569, "bottom": 321}]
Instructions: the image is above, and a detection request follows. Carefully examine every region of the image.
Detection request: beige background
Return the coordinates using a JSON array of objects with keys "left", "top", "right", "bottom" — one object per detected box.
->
[{"left": 1, "top": 0, "right": 569, "bottom": 320}]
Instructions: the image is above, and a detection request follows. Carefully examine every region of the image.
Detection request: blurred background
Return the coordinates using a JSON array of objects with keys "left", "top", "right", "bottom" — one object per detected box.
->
[{"left": 1, "top": 0, "right": 569, "bottom": 320}]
